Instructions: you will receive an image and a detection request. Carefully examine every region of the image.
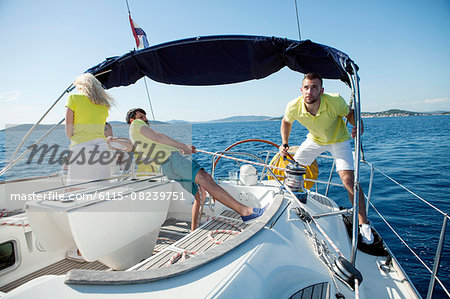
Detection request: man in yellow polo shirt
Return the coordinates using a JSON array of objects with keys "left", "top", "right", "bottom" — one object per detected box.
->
[
  {"left": 279, "top": 73, "right": 374, "bottom": 245},
  {"left": 126, "top": 108, "right": 266, "bottom": 230}
]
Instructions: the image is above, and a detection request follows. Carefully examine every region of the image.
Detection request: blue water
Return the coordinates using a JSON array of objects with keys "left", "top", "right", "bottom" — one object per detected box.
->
[{"left": 1, "top": 115, "right": 449, "bottom": 297}]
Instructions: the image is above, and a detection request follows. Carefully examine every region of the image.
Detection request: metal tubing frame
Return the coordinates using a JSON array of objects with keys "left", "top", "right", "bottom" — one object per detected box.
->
[
  {"left": 210, "top": 151, "right": 280, "bottom": 183},
  {"left": 348, "top": 64, "right": 362, "bottom": 265},
  {"left": 324, "top": 158, "right": 336, "bottom": 197},
  {"left": 312, "top": 208, "right": 353, "bottom": 219},
  {"left": 258, "top": 150, "right": 278, "bottom": 182},
  {"left": 426, "top": 213, "right": 448, "bottom": 299},
  {"left": 365, "top": 161, "right": 375, "bottom": 217}
]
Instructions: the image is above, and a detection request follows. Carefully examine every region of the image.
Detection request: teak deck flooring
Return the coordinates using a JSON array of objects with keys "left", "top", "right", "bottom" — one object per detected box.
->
[{"left": 1, "top": 210, "right": 247, "bottom": 293}]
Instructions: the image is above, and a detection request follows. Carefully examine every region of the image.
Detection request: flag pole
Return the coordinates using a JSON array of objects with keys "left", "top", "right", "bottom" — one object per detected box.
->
[
  {"left": 126, "top": 0, "right": 131, "bottom": 14},
  {"left": 125, "top": 0, "right": 156, "bottom": 123}
]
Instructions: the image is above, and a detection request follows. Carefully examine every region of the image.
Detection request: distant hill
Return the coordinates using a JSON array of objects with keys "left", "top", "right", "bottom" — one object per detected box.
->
[
  {"left": 109, "top": 120, "right": 167, "bottom": 125},
  {"left": 267, "top": 116, "right": 283, "bottom": 121},
  {"left": 361, "top": 109, "right": 449, "bottom": 118},
  {"left": 208, "top": 115, "right": 272, "bottom": 123},
  {"left": 166, "top": 119, "right": 191, "bottom": 124},
  {"left": 2, "top": 124, "right": 60, "bottom": 132},
  {"left": 267, "top": 109, "right": 450, "bottom": 120},
  {"left": 2, "top": 110, "right": 448, "bottom": 132},
  {"left": 1, "top": 120, "right": 167, "bottom": 132}
]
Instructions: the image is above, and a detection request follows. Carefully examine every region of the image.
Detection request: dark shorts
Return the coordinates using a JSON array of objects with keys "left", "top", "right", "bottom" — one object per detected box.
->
[{"left": 161, "top": 152, "right": 202, "bottom": 195}]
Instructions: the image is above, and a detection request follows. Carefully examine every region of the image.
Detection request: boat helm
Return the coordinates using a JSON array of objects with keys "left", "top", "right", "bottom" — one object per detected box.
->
[{"left": 239, "top": 164, "right": 258, "bottom": 186}]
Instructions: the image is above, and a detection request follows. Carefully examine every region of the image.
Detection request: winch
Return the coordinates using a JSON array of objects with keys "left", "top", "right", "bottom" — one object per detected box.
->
[
  {"left": 284, "top": 163, "right": 306, "bottom": 192},
  {"left": 284, "top": 163, "right": 307, "bottom": 203}
]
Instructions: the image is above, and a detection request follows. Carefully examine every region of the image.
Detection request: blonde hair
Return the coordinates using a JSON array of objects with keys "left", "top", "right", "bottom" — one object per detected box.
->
[{"left": 74, "top": 73, "right": 115, "bottom": 108}]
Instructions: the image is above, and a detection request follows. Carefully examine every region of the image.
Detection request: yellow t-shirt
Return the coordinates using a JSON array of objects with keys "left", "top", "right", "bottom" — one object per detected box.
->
[
  {"left": 284, "top": 93, "right": 350, "bottom": 145},
  {"left": 66, "top": 94, "right": 109, "bottom": 146},
  {"left": 129, "top": 119, "right": 178, "bottom": 171}
]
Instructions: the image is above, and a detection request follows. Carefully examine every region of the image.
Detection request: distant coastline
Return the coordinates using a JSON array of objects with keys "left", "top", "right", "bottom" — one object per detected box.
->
[
  {"left": 360, "top": 109, "right": 450, "bottom": 118},
  {"left": 268, "top": 109, "right": 450, "bottom": 121},
  {"left": 2, "top": 109, "right": 449, "bottom": 131}
]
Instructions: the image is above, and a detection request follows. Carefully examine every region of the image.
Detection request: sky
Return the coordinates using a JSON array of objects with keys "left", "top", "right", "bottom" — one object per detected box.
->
[{"left": 0, "top": 0, "right": 449, "bottom": 128}]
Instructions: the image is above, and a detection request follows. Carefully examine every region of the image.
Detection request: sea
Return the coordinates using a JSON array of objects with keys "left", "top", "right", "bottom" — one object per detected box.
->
[{"left": 1, "top": 115, "right": 449, "bottom": 297}]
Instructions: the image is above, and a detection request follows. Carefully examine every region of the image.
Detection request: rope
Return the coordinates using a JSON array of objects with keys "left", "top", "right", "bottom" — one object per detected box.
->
[
  {"left": 166, "top": 250, "right": 197, "bottom": 266},
  {"left": 208, "top": 230, "right": 240, "bottom": 244},
  {"left": 205, "top": 216, "right": 243, "bottom": 244},
  {"left": 212, "top": 139, "right": 280, "bottom": 169},
  {"left": 1, "top": 220, "right": 30, "bottom": 227},
  {"left": 286, "top": 184, "right": 344, "bottom": 257},
  {"left": 0, "top": 209, "right": 29, "bottom": 227},
  {"left": 206, "top": 216, "right": 244, "bottom": 230},
  {"left": 0, "top": 208, "right": 24, "bottom": 218},
  {"left": 197, "top": 149, "right": 285, "bottom": 171}
]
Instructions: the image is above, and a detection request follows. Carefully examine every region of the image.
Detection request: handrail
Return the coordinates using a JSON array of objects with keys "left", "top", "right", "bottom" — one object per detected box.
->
[
  {"left": 207, "top": 140, "right": 449, "bottom": 296},
  {"left": 208, "top": 150, "right": 283, "bottom": 186},
  {"left": 348, "top": 63, "right": 361, "bottom": 265},
  {"left": 427, "top": 214, "right": 448, "bottom": 298}
]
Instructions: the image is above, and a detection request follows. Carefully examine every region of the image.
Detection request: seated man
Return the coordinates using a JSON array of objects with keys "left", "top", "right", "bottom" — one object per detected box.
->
[{"left": 126, "top": 108, "right": 266, "bottom": 230}]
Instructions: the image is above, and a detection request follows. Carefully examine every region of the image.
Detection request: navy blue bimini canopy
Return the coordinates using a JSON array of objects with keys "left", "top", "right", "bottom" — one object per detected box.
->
[{"left": 87, "top": 35, "right": 358, "bottom": 89}]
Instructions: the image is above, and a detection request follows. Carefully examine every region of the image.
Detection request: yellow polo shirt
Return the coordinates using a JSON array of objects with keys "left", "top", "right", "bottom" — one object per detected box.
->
[
  {"left": 66, "top": 94, "right": 108, "bottom": 146},
  {"left": 129, "top": 119, "right": 178, "bottom": 173},
  {"left": 284, "top": 93, "right": 351, "bottom": 145}
]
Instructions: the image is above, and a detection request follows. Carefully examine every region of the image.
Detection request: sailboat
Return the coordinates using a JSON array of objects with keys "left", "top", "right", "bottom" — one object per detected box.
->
[{"left": 0, "top": 35, "right": 447, "bottom": 298}]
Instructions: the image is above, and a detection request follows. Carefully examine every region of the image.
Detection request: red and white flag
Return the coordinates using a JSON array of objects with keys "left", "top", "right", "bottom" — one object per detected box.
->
[{"left": 129, "top": 15, "right": 149, "bottom": 49}]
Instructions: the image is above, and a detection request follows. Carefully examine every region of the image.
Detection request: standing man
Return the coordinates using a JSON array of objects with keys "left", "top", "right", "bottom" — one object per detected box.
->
[
  {"left": 126, "top": 108, "right": 266, "bottom": 230},
  {"left": 279, "top": 73, "right": 373, "bottom": 245}
]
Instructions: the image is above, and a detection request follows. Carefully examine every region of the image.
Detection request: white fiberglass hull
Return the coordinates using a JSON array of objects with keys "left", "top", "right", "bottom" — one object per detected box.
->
[{"left": 2, "top": 178, "right": 418, "bottom": 298}]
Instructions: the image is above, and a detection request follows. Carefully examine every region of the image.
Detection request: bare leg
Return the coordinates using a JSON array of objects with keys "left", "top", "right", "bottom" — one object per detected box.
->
[
  {"left": 191, "top": 185, "right": 206, "bottom": 231},
  {"left": 194, "top": 169, "right": 253, "bottom": 217},
  {"left": 338, "top": 170, "right": 368, "bottom": 225}
]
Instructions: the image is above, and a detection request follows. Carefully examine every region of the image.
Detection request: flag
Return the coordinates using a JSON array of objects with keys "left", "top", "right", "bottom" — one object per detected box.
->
[{"left": 129, "top": 15, "right": 149, "bottom": 49}]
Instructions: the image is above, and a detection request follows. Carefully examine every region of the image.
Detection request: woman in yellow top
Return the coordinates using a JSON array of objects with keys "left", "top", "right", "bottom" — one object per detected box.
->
[
  {"left": 64, "top": 73, "right": 115, "bottom": 262},
  {"left": 65, "top": 73, "right": 115, "bottom": 188}
]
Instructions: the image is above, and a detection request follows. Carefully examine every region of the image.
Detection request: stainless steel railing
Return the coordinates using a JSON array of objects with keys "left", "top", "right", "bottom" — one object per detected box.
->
[
  {"left": 363, "top": 161, "right": 449, "bottom": 298},
  {"left": 209, "top": 147, "right": 448, "bottom": 297}
]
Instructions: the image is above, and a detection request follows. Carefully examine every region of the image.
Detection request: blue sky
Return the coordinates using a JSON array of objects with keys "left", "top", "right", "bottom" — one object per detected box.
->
[{"left": 0, "top": 0, "right": 449, "bottom": 128}]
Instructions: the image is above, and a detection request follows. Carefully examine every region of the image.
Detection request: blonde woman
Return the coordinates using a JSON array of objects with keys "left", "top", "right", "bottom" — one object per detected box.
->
[
  {"left": 64, "top": 73, "right": 115, "bottom": 262},
  {"left": 65, "top": 73, "right": 115, "bottom": 188}
]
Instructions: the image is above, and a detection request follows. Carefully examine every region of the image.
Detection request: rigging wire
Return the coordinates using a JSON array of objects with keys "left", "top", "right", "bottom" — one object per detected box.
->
[
  {"left": 294, "top": 0, "right": 302, "bottom": 40},
  {"left": 143, "top": 77, "right": 156, "bottom": 123}
]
